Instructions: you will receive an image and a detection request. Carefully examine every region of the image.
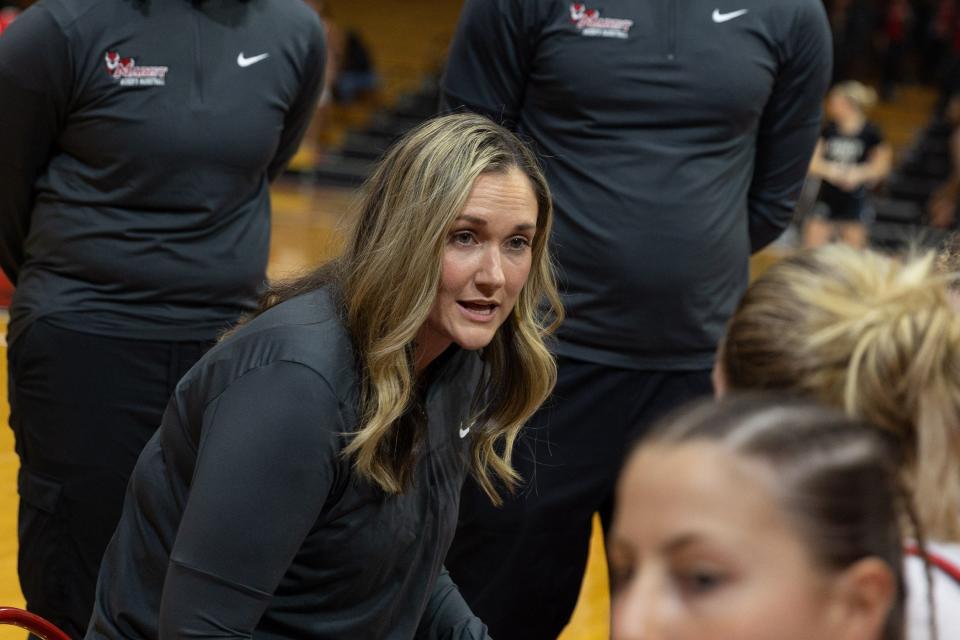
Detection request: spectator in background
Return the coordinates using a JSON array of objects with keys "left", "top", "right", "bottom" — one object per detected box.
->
[
  {"left": 929, "top": 92, "right": 960, "bottom": 226},
  {"left": 611, "top": 396, "right": 911, "bottom": 640},
  {"left": 440, "top": 0, "right": 832, "bottom": 637},
  {"left": 297, "top": 0, "right": 342, "bottom": 166},
  {"left": 315, "top": 0, "right": 343, "bottom": 104},
  {"left": 716, "top": 245, "right": 960, "bottom": 640},
  {"left": 805, "top": 81, "right": 893, "bottom": 248},
  {"left": 829, "top": 0, "right": 855, "bottom": 81},
  {"left": 879, "top": 0, "right": 913, "bottom": 100},
  {"left": 932, "top": 0, "right": 960, "bottom": 109},
  {"left": 922, "top": 0, "right": 956, "bottom": 85},
  {"left": 297, "top": 2, "right": 378, "bottom": 166},
  {"left": 0, "top": 0, "right": 325, "bottom": 634},
  {"left": 830, "top": 0, "right": 880, "bottom": 82},
  {"left": 334, "top": 29, "right": 379, "bottom": 104},
  {"left": 310, "top": 2, "right": 381, "bottom": 107}
]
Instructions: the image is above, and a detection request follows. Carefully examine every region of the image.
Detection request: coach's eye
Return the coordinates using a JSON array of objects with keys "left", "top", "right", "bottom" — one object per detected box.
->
[
  {"left": 506, "top": 236, "right": 531, "bottom": 251},
  {"left": 452, "top": 231, "right": 478, "bottom": 246}
]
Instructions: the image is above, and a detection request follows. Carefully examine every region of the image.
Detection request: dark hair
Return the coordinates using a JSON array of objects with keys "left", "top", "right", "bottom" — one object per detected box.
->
[{"left": 642, "top": 394, "right": 929, "bottom": 640}]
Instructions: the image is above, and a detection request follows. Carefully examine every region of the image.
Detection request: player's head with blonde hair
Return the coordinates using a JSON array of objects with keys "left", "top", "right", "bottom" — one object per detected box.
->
[{"left": 719, "top": 245, "right": 960, "bottom": 540}]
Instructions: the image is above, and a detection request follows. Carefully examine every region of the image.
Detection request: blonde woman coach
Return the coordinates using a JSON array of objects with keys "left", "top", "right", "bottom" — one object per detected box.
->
[{"left": 86, "top": 113, "right": 561, "bottom": 639}]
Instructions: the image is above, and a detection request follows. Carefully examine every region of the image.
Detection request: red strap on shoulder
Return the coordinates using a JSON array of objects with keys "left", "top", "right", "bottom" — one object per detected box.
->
[{"left": 905, "top": 543, "right": 960, "bottom": 586}]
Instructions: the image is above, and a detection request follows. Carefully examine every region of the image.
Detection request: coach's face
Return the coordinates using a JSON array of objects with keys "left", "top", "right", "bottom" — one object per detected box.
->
[{"left": 416, "top": 168, "right": 537, "bottom": 366}]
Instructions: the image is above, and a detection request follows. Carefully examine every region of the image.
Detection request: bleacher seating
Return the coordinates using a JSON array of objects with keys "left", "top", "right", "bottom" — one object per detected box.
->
[
  {"left": 314, "top": 77, "right": 441, "bottom": 186},
  {"left": 298, "top": 0, "right": 460, "bottom": 185}
]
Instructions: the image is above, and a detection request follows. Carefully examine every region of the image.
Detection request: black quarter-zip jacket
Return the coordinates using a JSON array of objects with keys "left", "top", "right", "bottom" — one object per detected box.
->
[
  {"left": 87, "top": 287, "right": 491, "bottom": 639},
  {"left": 0, "top": 0, "right": 325, "bottom": 343},
  {"left": 443, "top": 0, "right": 832, "bottom": 370}
]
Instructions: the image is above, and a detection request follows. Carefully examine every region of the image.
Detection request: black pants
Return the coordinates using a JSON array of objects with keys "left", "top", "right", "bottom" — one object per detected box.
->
[
  {"left": 7, "top": 319, "right": 212, "bottom": 638},
  {"left": 446, "top": 356, "right": 713, "bottom": 640}
]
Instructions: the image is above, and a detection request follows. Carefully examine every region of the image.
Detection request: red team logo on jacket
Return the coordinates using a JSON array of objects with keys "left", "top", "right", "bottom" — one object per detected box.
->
[
  {"left": 569, "top": 3, "right": 633, "bottom": 38},
  {"left": 104, "top": 50, "right": 168, "bottom": 86}
]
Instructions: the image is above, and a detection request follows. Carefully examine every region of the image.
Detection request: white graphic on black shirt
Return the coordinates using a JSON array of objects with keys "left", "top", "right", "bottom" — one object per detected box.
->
[
  {"left": 237, "top": 52, "right": 270, "bottom": 67},
  {"left": 825, "top": 137, "right": 865, "bottom": 166},
  {"left": 104, "top": 51, "right": 168, "bottom": 87},
  {"left": 712, "top": 8, "right": 749, "bottom": 23},
  {"left": 569, "top": 3, "right": 634, "bottom": 39}
]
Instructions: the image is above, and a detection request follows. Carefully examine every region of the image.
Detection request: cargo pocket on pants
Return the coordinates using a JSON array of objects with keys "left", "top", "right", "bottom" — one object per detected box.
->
[{"left": 17, "top": 468, "right": 70, "bottom": 618}]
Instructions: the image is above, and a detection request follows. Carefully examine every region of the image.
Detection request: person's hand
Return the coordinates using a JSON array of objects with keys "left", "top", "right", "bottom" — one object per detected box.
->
[
  {"left": 821, "top": 164, "right": 845, "bottom": 187},
  {"left": 837, "top": 169, "right": 863, "bottom": 192},
  {"left": 825, "top": 166, "right": 861, "bottom": 192}
]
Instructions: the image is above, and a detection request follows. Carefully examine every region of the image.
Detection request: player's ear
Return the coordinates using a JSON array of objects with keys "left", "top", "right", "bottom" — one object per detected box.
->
[{"left": 823, "top": 557, "right": 896, "bottom": 640}]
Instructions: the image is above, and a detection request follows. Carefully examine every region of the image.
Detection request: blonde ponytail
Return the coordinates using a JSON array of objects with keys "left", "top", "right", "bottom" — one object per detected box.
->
[{"left": 724, "top": 246, "right": 960, "bottom": 540}]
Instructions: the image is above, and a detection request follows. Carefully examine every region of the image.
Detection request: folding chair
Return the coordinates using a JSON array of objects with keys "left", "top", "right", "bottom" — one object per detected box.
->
[{"left": 0, "top": 607, "right": 71, "bottom": 640}]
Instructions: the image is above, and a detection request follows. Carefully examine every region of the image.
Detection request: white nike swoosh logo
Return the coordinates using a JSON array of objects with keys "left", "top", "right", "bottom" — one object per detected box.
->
[
  {"left": 712, "top": 8, "right": 748, "bottom": 22},
  {"left": 237, "top": 52, "right": 269, "bottom": 67},
  {"left": 459, "top": 425, "right": 471, "bottom": 439}
]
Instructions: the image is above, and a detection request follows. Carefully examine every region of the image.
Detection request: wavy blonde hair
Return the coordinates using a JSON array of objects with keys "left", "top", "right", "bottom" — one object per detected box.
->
[
  {"left": 722, "top": 246, "right": 960, "bottom": 540},
  {"left": 256, "top": 114, "right": 561, "bottom": 502}
]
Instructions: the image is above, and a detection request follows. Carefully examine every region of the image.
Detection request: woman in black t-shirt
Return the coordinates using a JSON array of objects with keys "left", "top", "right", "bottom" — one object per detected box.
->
[{"left": 804, "top": 81, "right": 893, "bottom": 248}]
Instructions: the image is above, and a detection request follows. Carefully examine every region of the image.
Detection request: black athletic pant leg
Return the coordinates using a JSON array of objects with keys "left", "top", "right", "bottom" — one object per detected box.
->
[
  {"left": 446, "top": 356, "right": 712, "bottom": 640},
  {"left": 7, "top": 319, "right": 212, "bottom": 638}
]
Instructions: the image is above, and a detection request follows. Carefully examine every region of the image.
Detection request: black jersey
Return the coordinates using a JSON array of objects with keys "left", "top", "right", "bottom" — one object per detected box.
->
[
  {"left": 0, "top": 0, "right": 325, "bottom": 343},
  {"left": 816, "top": 121, "right": 884, "bottom": 221},
  {"left": 87, "top": 287, "right": 490, "bottom": 640},
  {"left": 442, "top": 0, "right": 832, "bottom": 369}
]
